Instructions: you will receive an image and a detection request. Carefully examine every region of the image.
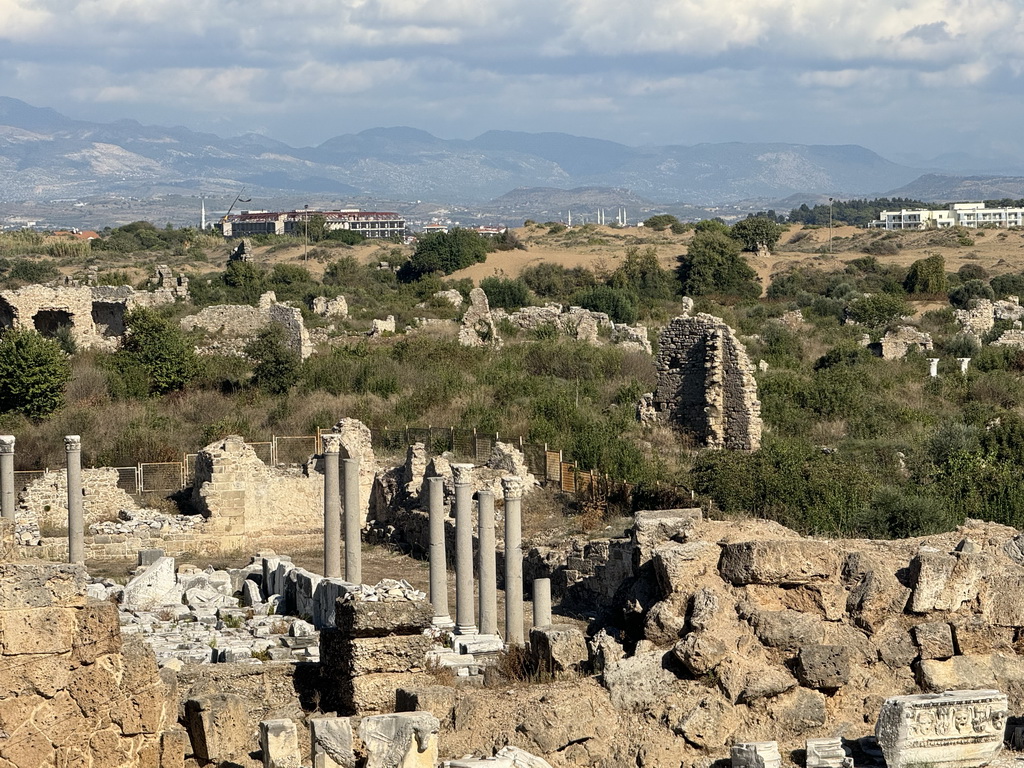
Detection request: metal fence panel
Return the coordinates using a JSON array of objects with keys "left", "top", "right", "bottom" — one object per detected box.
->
[
  {"left": 139, "top": 463, "right": 183, "bottom": 493},
  {"left": 452, "top": 429, "right": 475, "bottom": 460},
  {"left": 474, "top": 434, "right": 493, "bottom": 464},
  {"left": 246, "top": 441, "right": 273, "bottom": 465},
  {"left": 113, "top": 467, "right": 138, "bottom": 494},
  {"left": 429, "top": 427, "right": 453, "bottom": 455},
  {"left": 184, "top": 454, "right": 197, "bottom": 486},
  {"left": 275, "top": 436, "right": 317, "bottom": 467},
  {"left": 12, "top": 470, "right": 46, "bottom": 494},
  {"left": 522, "top": 443, "right": 547, "bottom": 478}
]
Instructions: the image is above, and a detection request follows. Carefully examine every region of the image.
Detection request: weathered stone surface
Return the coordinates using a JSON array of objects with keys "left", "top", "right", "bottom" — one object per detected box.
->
[
  {"left": 805, "top": 737, "right": 850, "bottom": 768},
  {"left": 653, "top": 313, "right": 762, "bottom": 450},
  {"left": 747, "top": 608, "right": 825, "bottom": 651},
  {"left": 875, "top": 690, "right": 1008, "bottom": 768},
  {"left": 881, "top": 326, "right": 933, "bottom": 360},
  {"left": 913, "top": 622, "right": 955, "bottom": 660},
  {"left": 719, "top": 540, "right": 839, "bottom": 585},
  {"left": 495, "top": 745, "right": 555, "bottom": 768},
  {"left": 530, "top": 625, "right": 588, "bottom": 676},
  {"left": 731, "top": 741, "right": 782, "bottom": 768},
  {"left": 458, "top": 288, "right": 500, "bottom": 348},
  {"left": 123, "top": 556, "right": 180, "bottom": 610},
  {"left": 794, "top": 645, "right": 851, "bottom": 690},
  {"left": 601, "top": 652, "right": 679, "bottom": 712},
  {"left": 0, "top": 562, "right": 87, "bottom": 610},
  {"left": 767, "top": 688, "right": 827, "bottom": 732},
  {"left": 261, "top": 718, "right": 301, "bottom": 768},
  {"left": 334, "top": 599, "right": 433, "bottom": 638},
  {"left": 311, "top": 716, "right": 354, "bottom": 768},
  {"left": 184, "top": 693, "right": 251, "bottom": 764},
  {"left": 358, "top": 711, "right": 439, "bottom": 768}
]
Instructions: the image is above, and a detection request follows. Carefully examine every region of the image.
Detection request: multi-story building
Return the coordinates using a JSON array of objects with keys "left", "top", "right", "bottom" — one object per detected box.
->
[
  {"left": 877, "top": 202, "right": 1024, "bottom": 230},
  {"left": 221, "top": 209, "right": 405, "bottom": 239}
]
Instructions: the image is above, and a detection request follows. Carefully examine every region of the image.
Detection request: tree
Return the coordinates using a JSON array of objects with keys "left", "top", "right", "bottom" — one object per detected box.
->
[
  {"left": 676, "top": 231, "right": 761, "bottom": 298},
  {"left": 643, "top": 214, "right": 681, "bottom": 232},
  {"left": 245, "top": 324, "right": 301, "bottom": 394},
  {"left": 480, "top": 277, "right": 531, "bottom": 310},
  {"left": 398, "top": 228, "right": 488, "bottom": 281},
  {"left": 904, "top": 254, "right": 947, "bottom": 294},
  {"left": 845, "top": 293, "right": 912, "bottom": 327},
  {"left": 570, "top": 285, "right": 638, "bottom": 324},
  {"left": 0, "top": 329, "right": 71, "bottom": 418},
  {"left": 608, "top": 245, "right": 678, "bottom": 301},
  {"left": 732, "top": 216, "right": 784, "bottom": 253},
  {"left": 306, "top": 213, "right": 328, "bottom": 244},
  {"left": 114, "top": 308, "right": 200, "bottom": 396}
]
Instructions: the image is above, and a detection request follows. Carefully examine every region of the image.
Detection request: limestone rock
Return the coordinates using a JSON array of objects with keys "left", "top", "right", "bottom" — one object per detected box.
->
[
  {"left": 530, "top": 625, "right": 589, "bottom": 676},
  {"left": 123, "top": 557, "right": 181, "bottom": 610},
  {"left": 794, "top": 645, "right": 851, "bottom": 690},
  {"left": 260, "top": 719, "right": 301, "bottom": 768},
  {"left": 184, "top": 693, "right": 251, "bottom": 765},
  {"left": 913, "top": 622, "right": 954, "bottom": 660},
  {"left": 601, "top": 651, "right": 680, "bottom": 712},
  {"left": 358, "top": 712, "right": 440, "bottom": 768},
  {"left": 719, "top": 540, "right": 839, "bottom": 586},
  {"left": 458, "top": 288, "right": 500, "bottom": 347},
  {"left": 747, "top": 608, "right": 825, "bottom": 651},
  {"left": 495, "top": 745, "right": 554, "bottom": 768},
  {"left": 311, "top": 716, "right": 354, "bottom": 768}
]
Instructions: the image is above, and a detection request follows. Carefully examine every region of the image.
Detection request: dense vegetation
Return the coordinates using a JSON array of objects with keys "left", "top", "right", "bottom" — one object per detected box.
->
[{"left": 4, "top": 219, "right": 1024, "bottom": 540}]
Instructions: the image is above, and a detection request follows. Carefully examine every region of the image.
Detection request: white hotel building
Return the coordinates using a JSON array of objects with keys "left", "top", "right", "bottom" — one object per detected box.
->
[{"left": 878, "top": 203, "right": 1024, "bottom": 230}]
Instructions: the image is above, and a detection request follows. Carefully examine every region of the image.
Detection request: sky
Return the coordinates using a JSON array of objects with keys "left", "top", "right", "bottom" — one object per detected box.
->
[{"left": 2, "top": 0, "right": 1024, "bottom": 164}]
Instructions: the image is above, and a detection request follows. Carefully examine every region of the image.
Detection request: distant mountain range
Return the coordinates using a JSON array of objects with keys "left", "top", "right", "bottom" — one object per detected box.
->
[{"left": 0, "top": 96, "right": 1019, "bottom": 208}]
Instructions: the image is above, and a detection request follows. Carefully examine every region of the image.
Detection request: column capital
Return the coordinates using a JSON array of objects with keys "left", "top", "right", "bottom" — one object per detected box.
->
[
  {"left": 0, "top": 435, "right": 14, "bottom": 454},
  {"left": 64, "top": 435, "right": 81, "bottom": 452},
  {"left": 322, "top": 434, "right": 343, "bottom": 454},
  {"left": 501, "top": 476, "right": 524, "bottom": 500},
  {"left": 451, "top": 463, "right": 474, "bottom": 485}
]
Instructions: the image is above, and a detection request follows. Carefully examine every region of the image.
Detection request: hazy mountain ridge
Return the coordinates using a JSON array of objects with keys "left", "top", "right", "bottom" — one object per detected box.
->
[{"left": 0, "top": 96, "right": 1013, "bottom": 206}]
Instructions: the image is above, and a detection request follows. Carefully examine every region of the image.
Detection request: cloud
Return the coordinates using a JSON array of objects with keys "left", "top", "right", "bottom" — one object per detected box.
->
[{"left": 1, "top": 0, "right": 1024, "bottom": 161}]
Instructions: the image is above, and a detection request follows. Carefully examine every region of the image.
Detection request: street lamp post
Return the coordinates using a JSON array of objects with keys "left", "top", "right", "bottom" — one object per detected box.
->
[
  {"left": 303, "top": 204, "right": 309, "bottom": 261},
  {"left": 829, "top": 197, "right": 834, "bottom": 254}
]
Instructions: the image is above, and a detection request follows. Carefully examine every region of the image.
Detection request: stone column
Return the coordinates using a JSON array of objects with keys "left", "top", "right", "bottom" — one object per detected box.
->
[
  {"left": 502, "top": 476, "right": 525, "bottom": 645},
  {"left": 322, "top": 435, "right": 342, "bottom": 578},
  {"left": 0, "top": 435, "right": 14, "bottom": 521},
  {"left": 427, "top": 476, "right": 453, "bottom": 627},
  {"left": 927, "top": 358, "right": 940, "bottom": 377},
  {"left": 343, "top": 457, "right": 361, "bottom": 584},
  {"left": 65, "top": 435, "right": 84, "bottom": 564},
  {"left": 533, "top": 577, "right": 552, "bottom": 628},
  {"left": 452, "top": 463, "right": 477, "bottom": 635},
  {"left": 477, "top": 488, "right": 498, "bottom": 636},
  {"left": 958, "top": 357, "right": 971, "bottom": 374}
]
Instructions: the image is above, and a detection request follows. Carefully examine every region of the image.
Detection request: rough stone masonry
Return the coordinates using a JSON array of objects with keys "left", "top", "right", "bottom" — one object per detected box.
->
[{"left": 652, "top": 313, "right": 762, "bottom": 450}]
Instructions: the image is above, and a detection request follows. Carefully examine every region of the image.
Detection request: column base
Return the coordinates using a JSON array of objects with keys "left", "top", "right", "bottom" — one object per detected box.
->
[
  {"left": 454, "top": 623, "right": 478, "bottom": 636},
  {"left": 453, "top": 634, "right": 504, "bottom": 654},
  {"left": 432, "top": 615, "right": 455, "bottom": 630}
]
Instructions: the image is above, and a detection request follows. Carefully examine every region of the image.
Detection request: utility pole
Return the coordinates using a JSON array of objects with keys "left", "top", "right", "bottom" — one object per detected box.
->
[
  {"left": 303, "top": 204, "right": 309, "bottom": 261},
  {"left": 829, "top": 197, "right": 834, "bottom": 254}
]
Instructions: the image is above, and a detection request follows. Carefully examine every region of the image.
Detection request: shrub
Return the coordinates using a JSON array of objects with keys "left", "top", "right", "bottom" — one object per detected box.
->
[
  {"left": 676, "top": 231, "right": 760, "bottom": 298},
  {"left": 480, "top": 277, "right": 531, "bottom": 311},
  {"left": 731, "top": 217, "right": 784, "bottom": 253},
  {"left": 245, "top": 324, "right": 301, "bottom": 395},
  {"left": 949, "top": 279, "right": 994, "bottom": 309},
  {"left": 399, "top": 229, "right": 488, "bottom": 281},
  {"left": 0, "top": 329, "right": 72, "bottom": 418},
  {"left": 570, "top": 286, "right": 638, "bottom": 324},
  {"left": 112, "top": 308, "right": 200, "bottom": 396},
  {"left": 904, "top": 254, "right": 947, "bottom": 294},
  {"left": 845, "top": 293, "right": 912, "bottom": 327},
  {"left": 991, "top": 273, "right": 1024, "bottom": 299}
]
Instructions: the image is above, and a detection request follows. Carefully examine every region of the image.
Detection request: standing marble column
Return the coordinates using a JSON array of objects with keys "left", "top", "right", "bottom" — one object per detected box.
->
[
  {"left": 533, "top": 578, "right": 552, "bottom": 628},
  {"left": 0, "top": 435, "right": 14, "bottom": 521},
  {"left": 65, "top": 435, "right": 83, "bottom": 564},
  {"left": 322, "top": 435, "right": 342, "bottom": 578},
  {"left": 502, "top": 476, "right": 525, "bottom": 645},
  {"left": 452, "top": 463, "right": 477, "bottom": 635},
  {"left": 927, "top": 358, "right": 940, "bottom": 378},
  {"left": 477, "top": 488, "right": 498, "bottom": 636},
  {"left": 958, "top": 357, "right": 971, "bottom": 374},
  {"left": 343, "top": 457, "right": 362, "bottom": 584},
  {"left": 427, "top": 476, "right": 453, "bottom": 627}
]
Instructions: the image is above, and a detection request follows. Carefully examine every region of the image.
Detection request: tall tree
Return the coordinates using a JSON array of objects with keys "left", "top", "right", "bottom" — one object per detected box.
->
[{"left": 0, "top": 329, "right": 71, "bottom": 418}]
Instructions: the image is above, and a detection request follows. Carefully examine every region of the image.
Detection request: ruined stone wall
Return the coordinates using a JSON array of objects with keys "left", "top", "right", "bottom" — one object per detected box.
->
[
  {"left": 653, "top": 313, "right": 762, "bottom": 450},
  {"left": 180, "top": 298, "right": 313, "bottom": 359},
  {"left": 18, "top": 467, "right": 140, "bottom": 531},
  {"left": 190, "top": 435, "right": 323, "bottom": 549},
  {"left": 0, "top": 559, "right": 182, "bottom": 767},
  {"left": 880, "top": 325, "right": 933, "bottom": 360}
]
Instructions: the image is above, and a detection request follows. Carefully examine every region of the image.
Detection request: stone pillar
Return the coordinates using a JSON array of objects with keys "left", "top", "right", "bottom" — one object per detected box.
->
[
  {"left": 452, "top": 463, "right": 477, "bottom": 635},
  {"left": 477, "top": 488, "right": 498, "bottom": 636},
  {"left": 533, "top": 578, "right": 552, "bottom": 628},
  {"left": 958, "top": 357, "right": 971, "bottom": 374},
  {"left": 322, "top": 435, "right": 342, "bottom": 578},
  {"left": 502, "top": 476, "right": 525, "bottom": 645},
  {"left": 343, "top": 457, "right": 361, "bottom": 584},
  {"left": 427, "top": 476, "right": 453, "bottom": 627},
  {"left": 928, "top": 358, "right": 940, "bottom": 377},
  {"left": 65, "top": 435, "right": 84, "bottom": 564},
  {"left": 0, "top": 435, "right": 14, "bottom": 522}
]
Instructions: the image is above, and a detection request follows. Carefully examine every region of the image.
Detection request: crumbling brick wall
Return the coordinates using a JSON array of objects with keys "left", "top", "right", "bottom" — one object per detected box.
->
[
  {"left": 18, "top": 467, "right": 139, "bottom": 532},
  {"left": 653, "top": 313, "right": 762, "bottom": 451}
]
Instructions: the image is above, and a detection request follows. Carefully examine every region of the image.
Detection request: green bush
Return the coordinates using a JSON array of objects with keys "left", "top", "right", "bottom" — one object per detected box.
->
[
  {"left": 570, "top": 286, "right": 638, "bottom": 324},
  {"left": 0, "top": 329, "right": 71, "bottom": 418},
  {"left": 949, "top": 279, "right": 994, "bottom": 308},
  {"left": 480, "top": 277, "right": 531, "bottom": 311},
  {"left": 399, "top": 229, "right": 488, "bottom": 281},
  {"left": 245, "top": 324, "right": 301, "bottom": 395},
  {"left": 111, "top": 308, "right": 200, "bottom": 396},
  {"left": 904, "top": 254, "right": 947, "bottom": 294},
  {"left": 676, "top": 231, "right": 760, "bottom": 298},
  {"left": 846, "top": 293, "right": 912, "bottom": 327}
]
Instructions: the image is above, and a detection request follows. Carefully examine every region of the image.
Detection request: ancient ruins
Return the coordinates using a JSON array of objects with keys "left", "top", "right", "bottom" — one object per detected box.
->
[{"left": 648, "top": 313, "right": 763, "bottom": 450}]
